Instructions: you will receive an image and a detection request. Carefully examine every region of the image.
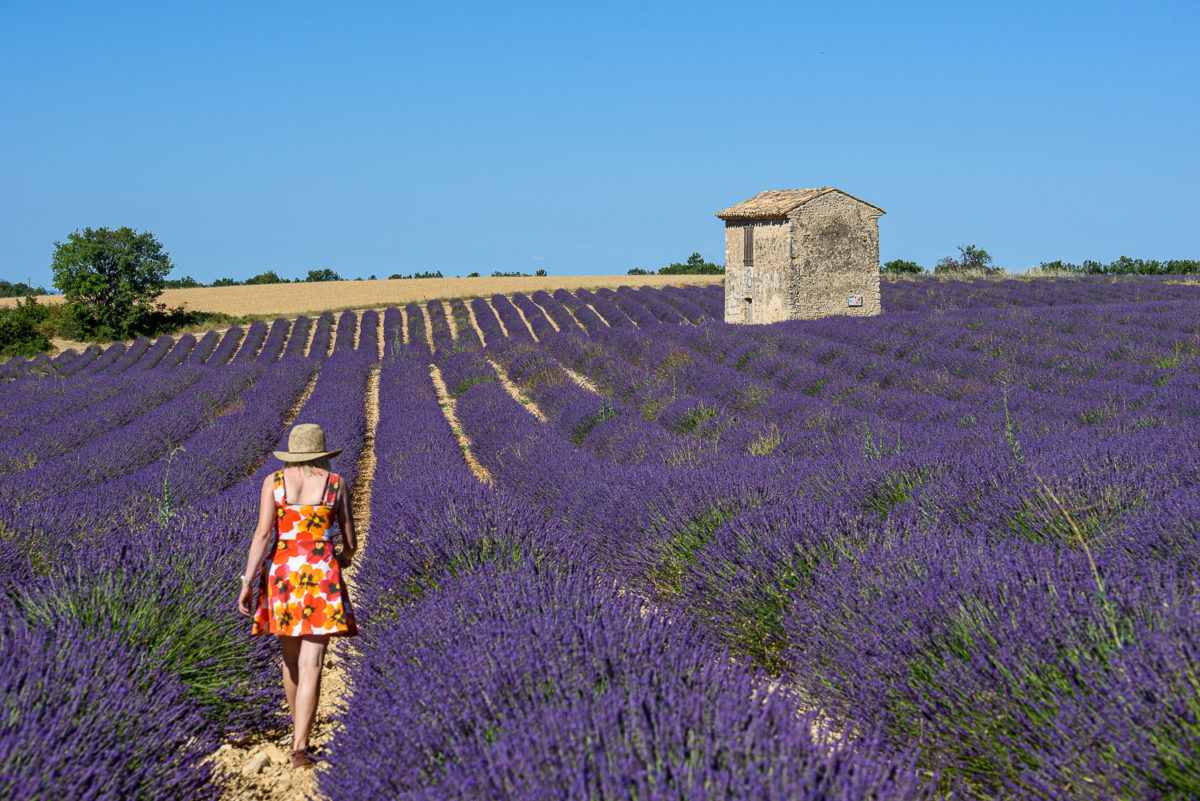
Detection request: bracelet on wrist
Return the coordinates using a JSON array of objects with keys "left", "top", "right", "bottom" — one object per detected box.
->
[{"left": 239, "top": 574, "right": 250, "bottom": 585}]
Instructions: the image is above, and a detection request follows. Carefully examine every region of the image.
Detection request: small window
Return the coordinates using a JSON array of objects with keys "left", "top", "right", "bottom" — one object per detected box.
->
[
  {"left": 743, "top": 224, "right": 754, "bottom": 266},
  {"left": 744, "top": 296, "right": 753, "bottom": 323}
]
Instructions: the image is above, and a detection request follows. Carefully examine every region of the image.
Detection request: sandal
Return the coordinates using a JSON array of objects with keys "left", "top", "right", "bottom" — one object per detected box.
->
[{"left": 291, "top": 749, "right": 317, "bottom": 769}]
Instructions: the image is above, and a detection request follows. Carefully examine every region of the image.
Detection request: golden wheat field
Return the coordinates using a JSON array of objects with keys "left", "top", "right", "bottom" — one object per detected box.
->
[{"left": 1, "top": 274, "right": 724, "bottom": 318}]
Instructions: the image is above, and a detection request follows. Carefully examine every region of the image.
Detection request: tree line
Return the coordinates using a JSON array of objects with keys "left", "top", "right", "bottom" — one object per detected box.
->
[
  {"left": 627, "top": 253, "right": 724, "bottom": 276},
  {"left": 165, "top": 267, "right": 443, "bottom": 287},
  {"left": 0, "top": 280, "right": 48, "bottom": 299},
  {"left": 884, "top": 246, "right": 1200, "bottom": 276},
  {"left": 1034, "top": 256, "right": 1200, "bottom": 275}
]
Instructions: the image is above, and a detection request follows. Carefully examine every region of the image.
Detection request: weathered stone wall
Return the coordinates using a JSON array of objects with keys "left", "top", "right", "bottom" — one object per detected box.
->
[
  {"left": 723, "top": 224, "right": 743, "bottom": 322},
  {"left": 723, "top": 219, "right": 790, "bottom": 323},
  {"left": 786, "top": 192, "right": 882, "bottom": 319}
]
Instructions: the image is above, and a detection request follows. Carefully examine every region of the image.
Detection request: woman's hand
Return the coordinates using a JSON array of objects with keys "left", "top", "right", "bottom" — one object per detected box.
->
[{"left": 237, "top": 581, "right": 253, "bottom": 618}]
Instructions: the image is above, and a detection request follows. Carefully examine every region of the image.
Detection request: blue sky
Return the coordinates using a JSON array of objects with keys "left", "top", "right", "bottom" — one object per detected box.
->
[{"left": 2, "top": 0, "right": 1197, "bottom": 285}]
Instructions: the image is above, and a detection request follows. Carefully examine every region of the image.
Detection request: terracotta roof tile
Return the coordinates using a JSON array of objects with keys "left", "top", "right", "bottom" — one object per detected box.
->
[{"left": 715, "top": 188, "right": 883, "bottom": 220}]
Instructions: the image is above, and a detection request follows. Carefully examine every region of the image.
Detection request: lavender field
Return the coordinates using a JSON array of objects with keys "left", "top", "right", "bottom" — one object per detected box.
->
[{"left": 2, "top": 277, "right": 1199, "bottom": 800}]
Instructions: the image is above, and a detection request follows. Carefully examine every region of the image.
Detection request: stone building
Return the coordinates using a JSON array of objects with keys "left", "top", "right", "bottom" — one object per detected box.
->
[{"left": 715, "top": 188, "right": 884, "bottom": 324}]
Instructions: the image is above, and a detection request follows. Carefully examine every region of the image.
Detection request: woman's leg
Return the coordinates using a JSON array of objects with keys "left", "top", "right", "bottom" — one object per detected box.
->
[
  {"left": 280, "top": 636, "right": 301, "bottom": 721},
  {"left": 292, "top": 634, "right": 331, "bottom": 753}
]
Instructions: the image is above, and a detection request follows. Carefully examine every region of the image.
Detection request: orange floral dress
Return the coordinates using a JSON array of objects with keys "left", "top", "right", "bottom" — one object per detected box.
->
[{"left": 251, "top": 470, "right": 358, "bottom": 637}]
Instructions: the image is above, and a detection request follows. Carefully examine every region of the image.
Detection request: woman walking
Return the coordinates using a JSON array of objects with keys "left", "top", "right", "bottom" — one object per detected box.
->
[{"left": 236, "top": 423, "right": 358, "bottom": 768}]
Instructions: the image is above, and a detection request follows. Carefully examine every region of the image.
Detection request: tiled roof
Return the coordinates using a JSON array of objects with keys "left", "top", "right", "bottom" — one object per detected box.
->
[{"left": 715, "top": 188, "right": 883, "bottom": 220}]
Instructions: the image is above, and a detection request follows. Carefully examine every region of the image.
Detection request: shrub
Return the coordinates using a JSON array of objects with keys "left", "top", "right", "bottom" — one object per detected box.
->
[
  {"left": 882, "top": 259, "right": 923, "bottom": 274},
  {"left": 244, "top": 270, "right": 288, "bottom": 285},
  {"left": 0, "top": 296, "right": 50, "bottom": 358},
  {"left": 304, "top": 268, "right": 342, "bottom": 282}
]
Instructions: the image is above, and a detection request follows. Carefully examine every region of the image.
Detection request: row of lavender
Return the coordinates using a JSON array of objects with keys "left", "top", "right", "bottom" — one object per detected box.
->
[
  {"left": 446, "top": 283, "right": 1198, "bottom": 798},
  {"left": 0, "top": 301, "right": 335, "bottom": 394},
  {"left": 0, "top": 311, "right": 376, "bottom": 799},
  {"left": 3, "top": 278, "right": 1195, "bottom": 797},
  {"left": 321, "top": 306, "right": 935, "bottom": 799},
  {"left": 881, "top": 275, "right": 1200, "bottom": 312}
]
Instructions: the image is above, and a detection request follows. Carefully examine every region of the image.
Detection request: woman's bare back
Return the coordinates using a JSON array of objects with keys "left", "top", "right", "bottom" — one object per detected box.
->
[{"left": 280, "top": 465, "right": 332, "bottom": 506}]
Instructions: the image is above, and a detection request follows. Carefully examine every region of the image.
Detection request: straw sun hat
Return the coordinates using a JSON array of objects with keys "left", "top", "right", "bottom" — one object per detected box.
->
[{"left": 273, "top": 423, "right": 342, "bottom": 462}]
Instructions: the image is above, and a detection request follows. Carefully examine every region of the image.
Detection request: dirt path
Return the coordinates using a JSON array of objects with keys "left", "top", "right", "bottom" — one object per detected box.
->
[
  {"left": 537, "top": 306, "right": 561, "bottom": 331},
  {"left": 233, "top": 328, "right": 263, "bottom": 361},
  {"left": 210, "top": 363, "right": 380, "bottom": 801},
  {"left": 557, "top": 362, "right": 601, "bottom": 395},
  {"left": 487, "top": 298, "right": 511, "bottom": 339},
  {"left": 328, "top": 317, "right": 345, "bottom": 354},
  {"left": 216, "top": 330, "right": 248, "bottom": 365},
  {"left": 580, "top": 300, "right": 612, "bottom": 327},
  {"left": 375, "top": 314, "right": 385, "bottom": 362},
  {"left": 428, "top": 363, "right": 493, "bottom": 484},
  {"left": 508, "top": 302, "right": 539, "bottom": 341},
  {"left": 530, "top": 295, "right": 580, "bottom": 333},
  {"left": 419, "top": 304, "right": 435, "bottom": 351},
  {"left": 443, "top": 303, "right": 459, "bottom": 340},
  {"left": 302, "top": 318, "right": 318, "bottom": 358},
  {"left": 487, "top": 359, "right": 547, "bottom": 422},
  {"left": 463, "top": 302, "right": 488, "bottom": 346},
  {"left": 517, "top": 297, "right": 558, "bottom": 336}
]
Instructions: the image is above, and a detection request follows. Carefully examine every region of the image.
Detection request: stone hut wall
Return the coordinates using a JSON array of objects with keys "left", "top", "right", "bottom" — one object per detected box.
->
[
  {"left": 786, "top": 192, "right": 882, "bottom": 319},
  {"left": 723, "top": 219, "right": 790, "bottom": 324}
]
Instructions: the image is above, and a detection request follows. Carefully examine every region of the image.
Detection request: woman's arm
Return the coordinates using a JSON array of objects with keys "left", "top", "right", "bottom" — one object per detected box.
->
[
  {"left": 335, "top": 479, "right": 357, "bottom": 564},
  {"left": 236, "top": 475, "right": 277, "bottom": 617}
]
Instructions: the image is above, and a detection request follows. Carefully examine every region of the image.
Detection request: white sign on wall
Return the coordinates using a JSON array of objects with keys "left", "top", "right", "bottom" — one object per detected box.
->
[{"left": 847, "top": 294, "right": 863, "bottom": 307}]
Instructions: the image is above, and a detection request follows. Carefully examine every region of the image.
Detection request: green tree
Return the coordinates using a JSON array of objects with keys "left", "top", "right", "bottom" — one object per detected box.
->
[
  {"left": 535, "top": 268, "right": 547, "bottom": 277},
  {"left": 934, "top": 244, "right": 999, "bottom": 275},
  {"left": 0, "top": 295, "right": 51, "bottom": 358},
  {"left": 0, "top": 280, "right": 48, "bottom": 298},
  {"left": 627, "top": 267, "right": 651, "bottom": 276},
  {"left": 245, "top": 270, "right": 288, "bottom": 285},
  {"left": 51, "top": 226, "right": 174, "bottom": 339},
  {"left": 211, "top": 277, "right": 239, "bottom": 287},
  {"left": 1037, "top": 260, "right": 1080, "bottom": 273},
  {"left": 659, "top": 252, "right": 724, "bottom": 275},
  {"left": 881, "top": 259, "right": 923, "bottom": 274},
  {"left": 163, "top": 275, "right": 203, "bottom": 288},
  {"left": 305, "top": 268, "right": 342, "bottom": 282}
]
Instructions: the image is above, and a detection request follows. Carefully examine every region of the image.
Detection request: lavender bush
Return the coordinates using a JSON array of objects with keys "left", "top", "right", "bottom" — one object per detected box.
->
[{"left": 3, "top": 278, "right": 1198, "bottom": 798}]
